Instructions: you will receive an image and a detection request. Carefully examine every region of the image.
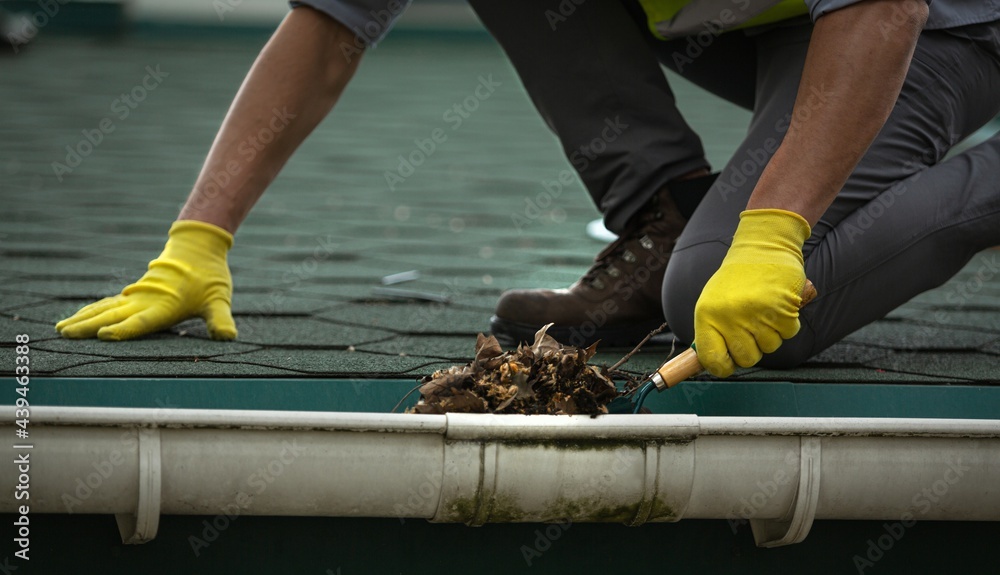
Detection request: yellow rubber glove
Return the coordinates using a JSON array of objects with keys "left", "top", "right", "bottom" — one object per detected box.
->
[
  {"left": 56, "top": 220, "right": 237, "bottom": 341},
  {"left": 694, "top": 209, "right": 811, "bottom": 377}
]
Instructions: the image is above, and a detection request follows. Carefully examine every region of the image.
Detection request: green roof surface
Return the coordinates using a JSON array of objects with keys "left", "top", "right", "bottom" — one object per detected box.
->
[
  {"left": 2, "top": 28, "right": 1000, "bottom": 575},
  {"left": 1, "top": 33, "right": 998, "bottom": 386}
]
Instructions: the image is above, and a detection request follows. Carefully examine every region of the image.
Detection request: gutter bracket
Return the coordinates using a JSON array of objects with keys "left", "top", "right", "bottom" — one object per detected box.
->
[
  {"left": 627, "top": 442, "right": 659, "bottom": 526},
  {"left": 115, "top": 428, "right": 162, "bottom": 544},
  {"left": 469, "top": 442, "right": 498, "bottom": 526},
  {"left": 751, "top": 436, "right": 821, "bottom": 547}
]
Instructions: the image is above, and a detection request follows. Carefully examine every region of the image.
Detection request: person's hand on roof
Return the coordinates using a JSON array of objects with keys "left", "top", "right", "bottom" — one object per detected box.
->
[{"left": 56, "top": 220, "right": 237, "bottom": 341}]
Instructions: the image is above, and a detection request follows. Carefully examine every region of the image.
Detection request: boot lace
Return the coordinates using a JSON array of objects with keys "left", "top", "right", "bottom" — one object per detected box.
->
[{"left": 581, "top": 195, "right": 666, "bottom": 289}]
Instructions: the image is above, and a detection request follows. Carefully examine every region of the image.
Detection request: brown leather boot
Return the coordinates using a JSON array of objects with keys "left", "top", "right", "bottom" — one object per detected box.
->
[{"left": 490, "top": 174, "right": 715, "bottom": 347}]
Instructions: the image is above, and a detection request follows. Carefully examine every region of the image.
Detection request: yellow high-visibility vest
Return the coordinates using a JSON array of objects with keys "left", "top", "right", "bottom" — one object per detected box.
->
[{"left": 638, "top": 0, "right": 809, "bottom": 40}]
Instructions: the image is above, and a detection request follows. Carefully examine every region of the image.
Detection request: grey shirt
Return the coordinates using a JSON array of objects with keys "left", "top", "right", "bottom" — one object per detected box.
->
[
  {"left": 292, "top": 0, "right": 998, "bottom": 46},
  {"left": 645, "top": 0, "right": 997, "bottom": 40},
  {"left": 289, "top": 0, "right": 412, "bottom": 46},
  {"left": 808, "top": 0, "right": 1000, "bottom": 29}
]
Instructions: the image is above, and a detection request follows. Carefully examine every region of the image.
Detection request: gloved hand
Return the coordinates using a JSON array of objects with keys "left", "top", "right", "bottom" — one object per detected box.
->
[
  {"left": 56, "top": 220, "right": 238, "bottom": 341},
  {"left": 694, "top": 209, "right": 811, "bottom": 377}
]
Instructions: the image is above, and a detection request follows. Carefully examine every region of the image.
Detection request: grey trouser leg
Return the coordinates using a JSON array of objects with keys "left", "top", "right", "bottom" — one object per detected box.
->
[
  {"left": 467, "top": 0, "right": 715, "bottom": 233},
  {"left": 662, "top": 21, "right": 1000, "bottom": 367}
]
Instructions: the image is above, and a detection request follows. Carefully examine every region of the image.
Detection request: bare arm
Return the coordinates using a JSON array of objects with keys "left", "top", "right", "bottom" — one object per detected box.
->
[
  {"left": 746, "top": 0, "right": 928, "bottom": 225},
  {"left": 178, "top": 6, "right": 363, "bottom": 233},
  {"left": 57, "top": 7, "right": 367, "bottom": 340}
]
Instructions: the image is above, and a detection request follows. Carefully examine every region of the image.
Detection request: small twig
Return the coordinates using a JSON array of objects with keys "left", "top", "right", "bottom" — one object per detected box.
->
[
  {"left": 608, "top": 322, "right": 668, "bottom": 372},
  {"left": 391, "top": 382, "right": 424, "bottom": 413},
  {"left": 607, "top": 369, "right": 642, "bottom": 393}
]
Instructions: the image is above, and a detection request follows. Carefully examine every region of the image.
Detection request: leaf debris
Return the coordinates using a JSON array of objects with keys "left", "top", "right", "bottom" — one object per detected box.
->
[{"left": 407, "top": 324, "right": 618, "bottom": 416}]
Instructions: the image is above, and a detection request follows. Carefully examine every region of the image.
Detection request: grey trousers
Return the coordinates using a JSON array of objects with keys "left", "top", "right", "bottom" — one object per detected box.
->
[{"left": 469, "top": 0, "right": 1000, "bottom": 366}]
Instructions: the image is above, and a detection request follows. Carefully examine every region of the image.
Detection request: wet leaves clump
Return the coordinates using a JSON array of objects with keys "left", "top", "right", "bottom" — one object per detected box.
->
[{"left": 408, "top": 324, "right": 618, "bottom": 415}]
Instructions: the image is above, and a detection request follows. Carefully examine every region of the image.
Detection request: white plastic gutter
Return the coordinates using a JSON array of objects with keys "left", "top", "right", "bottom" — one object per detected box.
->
[{"left": 2, "top": 407, "right": 998, "bottom": 547}]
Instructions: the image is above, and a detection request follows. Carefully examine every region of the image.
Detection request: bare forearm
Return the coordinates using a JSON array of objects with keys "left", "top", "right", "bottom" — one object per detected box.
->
[
  {"left": 178, "top": 7, "right": 363, "bottom": 233},
  {"left": 747, "top": 0, "right": 927, "bottom": 225}
]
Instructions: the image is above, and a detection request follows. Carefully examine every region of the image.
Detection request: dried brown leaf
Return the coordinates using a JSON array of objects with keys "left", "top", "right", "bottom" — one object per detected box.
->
[
  {"left": 531, "top": 323, "right": 561, "bottom": 356},
  {"left": 404, "top": 326, "right": 620, "bottom": 416},
  {"left": 495, "top": 395, "right": 517, "bottom": 412},
  {"left": 418, "top": 368, "right": 470, "bottom": 399},
  {"left": 515, "top": 377, "right": 534, "bottom": 400},
  {"left": 475, "top": 333, "right": 504, "bottom": 362},
  {"left": 409, "top": 401, "right": 445, "bottom": 414},
  {"left": 500, "top": 361, "right": 534, "bottom": 399},
  {"left": 588, "top": 365, "right": 618, "bottom": 401},
  {"left": 440, "top": 389, "right": 488, "bottom": 413},
  {"left": 551, "top": 392, "right": 578, "bottom": 415},
  {"left": 480, "top": 356, "right": 504, "bottom": 371}
]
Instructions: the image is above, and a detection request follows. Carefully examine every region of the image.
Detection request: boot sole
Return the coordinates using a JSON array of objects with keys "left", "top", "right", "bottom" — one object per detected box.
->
[{"left": 489, "top": 315, "right": 674, "bottom": 349}]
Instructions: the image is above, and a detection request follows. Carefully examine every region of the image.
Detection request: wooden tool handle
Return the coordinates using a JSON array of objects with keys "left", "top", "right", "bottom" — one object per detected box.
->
[
  {"left": 801, "top": 279, "right": 818, "bottom": 307},
  {"left": 652, "top": 279, "right": 817, "bottom": 390}
]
